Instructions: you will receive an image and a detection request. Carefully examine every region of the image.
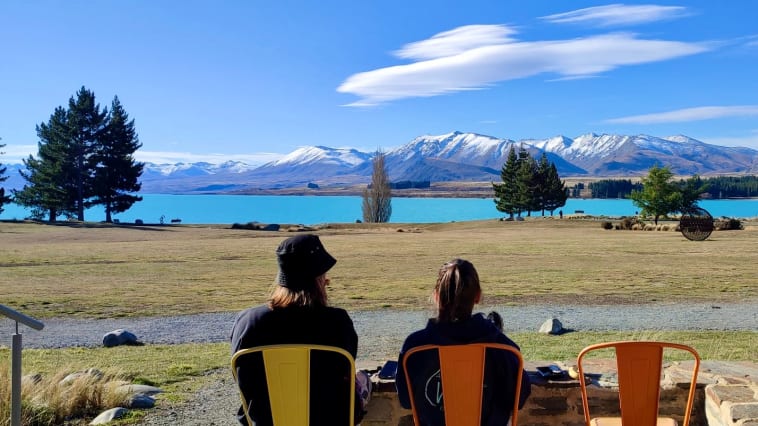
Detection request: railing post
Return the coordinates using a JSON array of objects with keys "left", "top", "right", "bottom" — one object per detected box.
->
[
  {"left": 1, "top": 305, "right": 44, "bottom": 426},
  {"left": 12, "top": 332, "right": 22, "bottom": 426}
]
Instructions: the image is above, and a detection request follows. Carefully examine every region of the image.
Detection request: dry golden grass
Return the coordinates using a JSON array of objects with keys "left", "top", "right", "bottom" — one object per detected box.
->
[
  {"left": 1, "top": 218, "right": 756, "bottom": 319},
  {"left": 0, "top": 362, "right": 130, "bottom": 426}
]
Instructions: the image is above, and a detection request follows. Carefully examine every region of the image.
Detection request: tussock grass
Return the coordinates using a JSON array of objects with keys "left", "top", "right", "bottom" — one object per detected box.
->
[{"left": 0, "top": 361, "right": 129, "bottom": 426}]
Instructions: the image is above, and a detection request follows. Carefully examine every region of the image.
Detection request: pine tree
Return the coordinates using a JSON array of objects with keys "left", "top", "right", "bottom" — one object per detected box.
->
[
  {"left": 493, "top": 145, "right": 519, "bottom": 219},
  {"left": 66, "top": 86, "right": 108, "bottom": 220},
  {"left": 362, "top": 151, "right": 392, "bottom": 223},
  {"left": 544, "top": 163, "right": 567, "bottom": 215},
  {"left": 515, "top": 146, "right": 537, "bottom": 216},
  {"left": 0, "top": 138, "right": 11, "bottom": 214},
  {"left": 534, "top": 153, "right": 551, "bottom": 216},
  {"left": 91, "top": 96, "right": 144, "bottom": 223},
  {"left": 14, "top": 107, "right": 77, "bottom": 221}
]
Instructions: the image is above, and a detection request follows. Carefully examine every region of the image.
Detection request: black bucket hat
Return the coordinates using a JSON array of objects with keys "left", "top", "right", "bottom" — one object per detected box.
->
[{"left": 276, "top": 234, "right": 336, "bottom": 291}]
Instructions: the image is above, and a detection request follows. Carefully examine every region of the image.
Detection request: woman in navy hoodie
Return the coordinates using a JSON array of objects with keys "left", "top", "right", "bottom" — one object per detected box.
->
[{"left": 396, "top": 258, "right": 531, "bottom": 425}]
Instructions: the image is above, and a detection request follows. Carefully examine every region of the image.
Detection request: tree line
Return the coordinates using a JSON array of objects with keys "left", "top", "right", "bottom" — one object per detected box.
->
[
  {"left": 589, "top": 175, "right": 758, "bottom": 199},
  {"left": 492, "top": 146, "right": 567, "bottom": 218},
  {"left": 4, "top": 87, "right": 143, "bottom": 222}
]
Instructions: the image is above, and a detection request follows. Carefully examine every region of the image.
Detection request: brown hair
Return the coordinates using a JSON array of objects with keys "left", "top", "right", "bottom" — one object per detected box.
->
[
  {"left": 434, "top": 258, "right": 481, "bottom": 323},
  {"left": 269, "top": 274, "right": 329, "bottom": 309}
]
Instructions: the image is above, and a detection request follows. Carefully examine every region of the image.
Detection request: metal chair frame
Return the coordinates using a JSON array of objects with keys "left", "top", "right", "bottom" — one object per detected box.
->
[
  {"left": 577, "top": 341, "right": 700, "bottom": 426},
  {"left": 231, "top": 344, "right": 356, "bottom": 426}
]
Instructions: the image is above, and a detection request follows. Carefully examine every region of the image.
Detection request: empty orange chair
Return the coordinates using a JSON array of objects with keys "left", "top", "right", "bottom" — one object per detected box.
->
[
  {"left": 577, "top": 341, "right": 700, "bottom": 426},
  {"left": 401, "top": 343, "right": 524, "bottom": 426}
]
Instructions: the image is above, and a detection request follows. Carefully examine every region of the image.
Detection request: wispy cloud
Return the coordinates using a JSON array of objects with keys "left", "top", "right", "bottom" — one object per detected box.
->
[
  {"left": 135, "top": 151, "right": 282, "bottom": 165},
  {"left": 702, "top": 130, "right": 758, "bottom": 150},
  {"left": 394, "top": 25, "right": 516, "bottom": 60},
  {"left": 337, "top": 25, "right": 709, "bottom": 106},
  {"left": 541, "top": 4, "right": 689, "bottom": 27},
  {"left": 605, "top": 106, "right": 758, "bottom": 124},
  {"left": 0, "top": 144, "right": 37, "bottom": 164},
  {"left": 0, "top": 145, "right": 282, "bottom": 165}
]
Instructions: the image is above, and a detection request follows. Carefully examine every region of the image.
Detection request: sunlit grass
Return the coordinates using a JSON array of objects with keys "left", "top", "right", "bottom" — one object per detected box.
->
[{"left": 1, "top": 219, "right": 756, "bottom": 319}]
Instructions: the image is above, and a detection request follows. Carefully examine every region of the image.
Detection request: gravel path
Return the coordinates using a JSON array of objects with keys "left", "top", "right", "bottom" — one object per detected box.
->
[{"left": 2, "top": 303, "right": 755, "bottom": 425}]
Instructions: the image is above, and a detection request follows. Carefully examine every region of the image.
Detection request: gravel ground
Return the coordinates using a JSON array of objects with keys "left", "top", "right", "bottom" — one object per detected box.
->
[{"left": 2, "top": 303, "right": 756, "bottom": 425}]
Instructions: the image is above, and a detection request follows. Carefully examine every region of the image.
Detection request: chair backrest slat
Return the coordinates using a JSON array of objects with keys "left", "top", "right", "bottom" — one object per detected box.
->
[
  {"left": 438, "top": 345, "right": 487, "bottom": 425},
  {"left": 615, "top": 343, "right": 664, "bottom": 425},
  {"left": 262, "top": 347, "right": 311, "bottom": 425}
]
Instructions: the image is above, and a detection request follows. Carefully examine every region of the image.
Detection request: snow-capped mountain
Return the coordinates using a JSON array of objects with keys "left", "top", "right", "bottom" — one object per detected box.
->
[{"left": 2, "top": 132, "right": 757, "bottom": 194}]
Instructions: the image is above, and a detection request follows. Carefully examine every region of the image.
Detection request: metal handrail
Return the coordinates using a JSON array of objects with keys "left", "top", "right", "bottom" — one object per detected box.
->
[
  {"left": 0, "top": 305, "right": 44, "bottom": 332},
  {"left": 1, "top": 304, "right": 44, "bottom": 426}
]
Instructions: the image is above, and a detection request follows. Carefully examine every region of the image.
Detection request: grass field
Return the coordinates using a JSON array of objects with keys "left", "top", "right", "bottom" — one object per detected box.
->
[
  {"left": 1, "top": 218, "right": 756, "bottom": 319},
  {"left": 1, "top": 218, "right": 756, "bottom": 424}
]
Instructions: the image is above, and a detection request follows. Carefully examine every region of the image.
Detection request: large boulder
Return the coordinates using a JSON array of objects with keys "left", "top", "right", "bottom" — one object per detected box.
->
[
  {"left": 539, "top": 318, "right": 564, "bottom": 335},
  {"left": 102, "top": 329, "right": 139, "bottom": 347}
]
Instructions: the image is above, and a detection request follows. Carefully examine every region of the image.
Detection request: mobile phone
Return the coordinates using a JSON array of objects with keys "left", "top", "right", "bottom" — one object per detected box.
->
[
  {"left": 378, "top": 360, "right": 398, "bottom": 380},
  {"left": 536, "top": 365, "right": 563, "bottom": 378}
]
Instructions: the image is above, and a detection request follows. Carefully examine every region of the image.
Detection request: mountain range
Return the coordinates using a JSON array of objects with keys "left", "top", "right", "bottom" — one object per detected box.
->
[{"left": 3, "top": 132, "right": 757, "bottom": 194}]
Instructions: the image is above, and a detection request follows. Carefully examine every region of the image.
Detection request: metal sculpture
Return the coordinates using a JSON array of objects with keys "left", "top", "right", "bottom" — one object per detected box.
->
[{"left": 679, "top": 207, "right": 714, "bottom": 241}]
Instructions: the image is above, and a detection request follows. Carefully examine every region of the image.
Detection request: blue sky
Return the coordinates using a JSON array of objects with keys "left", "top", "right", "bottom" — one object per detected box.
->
[{"left": 1, "top": 1, "right": 757, "bottom": 165}]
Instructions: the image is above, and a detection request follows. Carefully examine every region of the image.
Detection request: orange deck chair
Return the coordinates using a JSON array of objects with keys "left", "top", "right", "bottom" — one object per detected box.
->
[
  {"left": 577, "top": 341, "right": 700, "bottom": 426},
  {"left": 231, "top": 344, "right": 356, "bottom": 426},
  {"left": 402, "top": 343, "right": 524, "bottom": 426}
]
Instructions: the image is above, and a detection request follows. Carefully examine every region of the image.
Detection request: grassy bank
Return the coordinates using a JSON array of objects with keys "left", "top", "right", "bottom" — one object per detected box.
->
[{"left": 1, "top": 218, "right": 756, "bottom": 319}]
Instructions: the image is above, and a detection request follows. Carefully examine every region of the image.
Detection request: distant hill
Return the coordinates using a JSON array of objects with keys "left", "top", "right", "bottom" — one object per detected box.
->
[{"left": 2, "top": 131, "right": 757, "bottom": 194}]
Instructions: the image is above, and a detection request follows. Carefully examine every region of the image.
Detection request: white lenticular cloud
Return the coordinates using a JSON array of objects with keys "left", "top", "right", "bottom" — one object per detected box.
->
[
  {"left": 541, "top": 4, "right": 689, "bottom": 27},
  {"left": 337, "top": 27, "right": 709, "bottom": 106},
  {"left": 605, "top": 106, "right": 758, "bottom": 124},
  {"left": 394, "top": 25, "right": 517, "bottom": 61}
]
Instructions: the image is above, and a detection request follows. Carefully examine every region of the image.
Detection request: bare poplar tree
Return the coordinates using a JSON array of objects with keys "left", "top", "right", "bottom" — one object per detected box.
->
[{"left": 362, "top": 151, "right": 392, "bottom": 222}]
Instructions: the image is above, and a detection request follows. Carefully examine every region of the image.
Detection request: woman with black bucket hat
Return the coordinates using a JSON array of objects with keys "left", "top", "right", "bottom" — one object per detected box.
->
[{"left": 231, "top": 234, "right": 369, "bottom": 425}]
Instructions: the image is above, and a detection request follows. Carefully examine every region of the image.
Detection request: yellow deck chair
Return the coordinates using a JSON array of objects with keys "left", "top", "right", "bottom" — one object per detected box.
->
[
  {"left": 402, "top": 343, "right": 524, "bottom": 426},
  {"left": 577, "top": 341, "right": 700, "bottom": 426},
  {"left": 231, "top": 344, "right": 356, "bottom": 426}
]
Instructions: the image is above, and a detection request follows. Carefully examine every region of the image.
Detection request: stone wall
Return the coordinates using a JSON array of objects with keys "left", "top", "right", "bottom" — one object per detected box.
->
[
  {"left": 358, "top": 359, "right": 758, "bottom": 425},
  {"left": 360, "top": 372, "right": 707, "bottom": 425}
]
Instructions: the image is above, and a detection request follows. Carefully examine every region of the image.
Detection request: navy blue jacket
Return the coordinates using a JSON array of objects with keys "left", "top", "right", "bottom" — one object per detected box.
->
[
  {"left": 230, "top": 304, "right": 358, "bottom": 426},
  {"left": 396, "top": 313, "right": 531, "bottom": 425}
]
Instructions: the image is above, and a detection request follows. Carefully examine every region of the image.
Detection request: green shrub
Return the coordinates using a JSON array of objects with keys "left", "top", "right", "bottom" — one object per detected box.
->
[{"left": 601, "top": 221, "right": 613, "bottom": 230}]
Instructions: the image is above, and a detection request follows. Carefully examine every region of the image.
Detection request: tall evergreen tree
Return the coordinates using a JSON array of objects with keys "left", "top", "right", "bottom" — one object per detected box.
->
[
  {"left": 534, "top": 153, "right": 551, "bottom": 216},
  {"left": 493, "top": 145, "right": 519, "bottom": 219},
  {"left": 544, "top": 163, "right": 567, "bottom": 215},
  {"left": 66, "top": 86, "right": 107, "bottom": 220},
  {"left": 14, "top": 107, "right": 77, "bottom": 221},
  {"left": 0, "top": 138, "right": 11, "bottom": 214},
  {"left": 515, "top": 146, "right": 537, "bottom": 216},
  {"left": 91, "top": 96, "right": 144, "bottom": 223}
]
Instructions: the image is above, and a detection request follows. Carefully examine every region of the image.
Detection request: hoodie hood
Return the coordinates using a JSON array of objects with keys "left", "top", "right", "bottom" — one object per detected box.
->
[{"left": 424, "top": 312, "right": 501, "bottom": 345}]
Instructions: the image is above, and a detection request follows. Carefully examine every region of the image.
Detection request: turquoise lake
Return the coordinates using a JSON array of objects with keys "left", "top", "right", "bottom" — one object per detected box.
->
[{"left": 1, "top": 195, "right": 756, "bottom": 224}]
